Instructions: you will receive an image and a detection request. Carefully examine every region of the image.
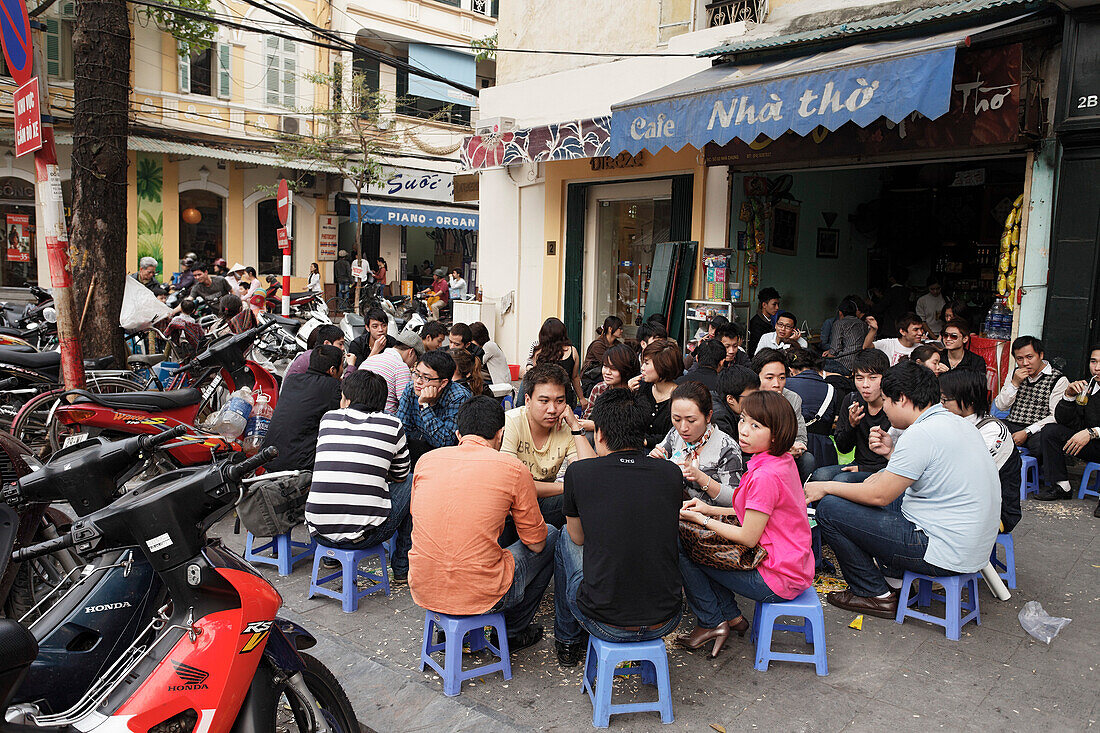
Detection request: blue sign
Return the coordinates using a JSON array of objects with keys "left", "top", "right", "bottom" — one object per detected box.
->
[
  {"left": 0, "top": 0, "right": 32, "bottom": 86},
  {"left": 610, "top": 46, "right": 957, "bottom": 155},
  {"left": 352, "top": 203, "right": 478, "bottom": 231}
]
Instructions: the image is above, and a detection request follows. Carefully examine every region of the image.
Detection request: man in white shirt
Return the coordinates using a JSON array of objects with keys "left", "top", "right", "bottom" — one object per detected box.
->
[
  {"left": 993, "top": 335, "right": 1068, "bottom": 456},
  {"left": 863, "top": 312, "right": 923, "bottom": 366},
  {"left": 360, "top": 329, "right": 423, "bottom": 414},
  {"left": 915, "top": 275, "right": 946, "bottom": 337},
  {"left": 754, "top": 311, "right": 808, "bottom": 354},
  {"left": 351, "top": 252, "right": 373, "bottom": 309}
]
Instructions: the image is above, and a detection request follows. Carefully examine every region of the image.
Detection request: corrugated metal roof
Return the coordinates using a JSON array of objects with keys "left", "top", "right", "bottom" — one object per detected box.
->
[
  {"left": 699, "top": 0, "right": 1044, "bottom": 57},
  {"left": 127, "top": 136, "right": 336, "bottom": 172}
]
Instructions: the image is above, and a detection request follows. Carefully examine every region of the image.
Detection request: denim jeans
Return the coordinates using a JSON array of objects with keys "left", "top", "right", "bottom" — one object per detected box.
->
[
  {"left": 810, "top": 463, "right": 875, "bottom": 483},
  {"left": 315, "top": 475, "right": 413, "bottom": 576},
  {"left": 678, "top": 550, "right": 783, "bottom": 628},
  {"left": 488, "top": 525, "right": 560, "bottom": 636},
  {"left": 553, "top": 532, "right": 682, "bottom": 645},
  {"left": 815, "top": 493, "right": 953, "bottom": 597},
  {"left": 336, "top": 281, "right": 350, "bottom": 305}
]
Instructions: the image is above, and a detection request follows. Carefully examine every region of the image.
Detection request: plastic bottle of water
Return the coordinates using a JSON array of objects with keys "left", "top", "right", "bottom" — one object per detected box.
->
[
  {"left": 242, "top": 392, "right": 273, "bottom": 456},
  {"left": 209, "top": 387, "right": 254, "bottom": 440}
]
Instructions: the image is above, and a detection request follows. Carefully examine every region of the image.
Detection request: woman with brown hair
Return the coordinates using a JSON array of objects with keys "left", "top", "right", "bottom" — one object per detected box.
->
[
  {"left": 451, "top": 348, "right": 491, "bottom": 397},
  {"left": 581, "top": 316, "right": 624, "bottom": 390},
  {"left": 631, "top": 338, "right": 682, "bottom": 450},
  {"left": 521, "top": 317, "right": 585, "bottom": 408},
  {"left": 579, "top": 343, "right": 639, "bottom": 431},
  {"left": 675, "top": 390, "right": 814, "bottom": 658}
]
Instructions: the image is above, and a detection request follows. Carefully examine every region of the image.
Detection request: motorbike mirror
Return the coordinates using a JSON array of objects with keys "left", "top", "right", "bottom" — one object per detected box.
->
[{"left": 42, "top": 307, "right": 58, "bottom": 324}]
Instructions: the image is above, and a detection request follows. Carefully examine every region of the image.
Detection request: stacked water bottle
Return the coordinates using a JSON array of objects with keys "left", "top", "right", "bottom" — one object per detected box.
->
[
  {"left": 982, "top": 297, "right": 1014, "bottom": 341},
  {"left": 205, "top": 387, "right": 274, "bottom": 455}
]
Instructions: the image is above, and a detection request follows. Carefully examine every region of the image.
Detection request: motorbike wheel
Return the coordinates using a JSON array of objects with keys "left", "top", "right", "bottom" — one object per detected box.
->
[
  {"left": 4, "top": 513, "right": 83, "bottom": 622},
  {"left": 277, "top": 652, "right": 359, "bottom": 733}
]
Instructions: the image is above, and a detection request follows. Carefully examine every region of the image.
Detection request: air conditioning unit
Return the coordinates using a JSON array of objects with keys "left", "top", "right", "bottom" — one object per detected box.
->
[
  {"left": 475, "top": 117, "right": 516, "bottom": 137},
  {"left": 280, "top": 116, "right": 301, "bottom": 135}
]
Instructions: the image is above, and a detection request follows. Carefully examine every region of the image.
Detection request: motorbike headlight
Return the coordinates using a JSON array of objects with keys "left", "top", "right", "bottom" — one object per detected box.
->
[{"left": 43, "top": 307, "right": 58, "bottom": 324}]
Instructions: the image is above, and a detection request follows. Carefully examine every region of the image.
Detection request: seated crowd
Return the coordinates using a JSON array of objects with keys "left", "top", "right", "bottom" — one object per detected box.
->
[{"left": 261, "top": 288, "right": 1098, "bottom": 674}]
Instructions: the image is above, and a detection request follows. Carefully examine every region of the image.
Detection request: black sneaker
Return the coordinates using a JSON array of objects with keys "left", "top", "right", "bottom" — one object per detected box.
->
[
  {"left": 555, "top": 639, "right": 587, "bottom": 667},
  {"left": 391, "top": 572, "right": 408, "bottom": 585},
  {"left": 320, "top": 557, "right": 340, "bottom": 570},
  {"left": 1036, "top": 486, "right": 1073, "bottom": 501},
  {"left": 490, "top": 624, "right": 544, "bottom": 653}
]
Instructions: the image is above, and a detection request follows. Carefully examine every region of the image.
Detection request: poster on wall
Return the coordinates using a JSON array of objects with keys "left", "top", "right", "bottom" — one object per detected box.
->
[
  {"left": 318, "top": 215, "right": 338, "bottom": 260},
  {"left": 6, "top": 214, "right": 31, "bottom": 262}
]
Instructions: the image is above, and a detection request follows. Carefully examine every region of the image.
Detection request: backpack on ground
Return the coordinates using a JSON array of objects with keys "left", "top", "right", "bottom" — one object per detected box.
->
[{"left": 237, "top": 470, "right": 312, "bottom": 536}]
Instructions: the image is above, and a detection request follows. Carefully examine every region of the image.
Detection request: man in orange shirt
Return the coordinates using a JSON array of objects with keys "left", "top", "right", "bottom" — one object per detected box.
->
[{"left": 409, "top": 396, "right": 559, "bottom": 650}]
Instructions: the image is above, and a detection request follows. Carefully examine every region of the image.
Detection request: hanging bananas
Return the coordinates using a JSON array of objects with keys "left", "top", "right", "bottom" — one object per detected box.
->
[{"left": 997, "top": 194, "right": 1024, "bottom": 310}]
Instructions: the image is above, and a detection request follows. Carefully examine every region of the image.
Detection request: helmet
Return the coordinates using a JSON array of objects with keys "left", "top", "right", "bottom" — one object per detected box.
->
[
  {"left": 433, "top": 268, "right": 446, "bottom": 278},
  {"left": 214, "top": 257, "right": 227, "bottom": 267}
]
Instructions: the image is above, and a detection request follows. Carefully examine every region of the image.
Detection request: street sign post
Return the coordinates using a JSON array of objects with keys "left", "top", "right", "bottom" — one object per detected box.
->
[
  {"left": 276, "top": 179, "right": 292, "bottom": 316},
  {"left": 14, "top": 76, "right": 42, "bottom": 156}
]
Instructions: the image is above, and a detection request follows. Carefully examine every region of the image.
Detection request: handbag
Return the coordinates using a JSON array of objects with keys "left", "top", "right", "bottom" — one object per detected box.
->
[{"left": 678, "top": 514, "right": 767, "bottom": 572}]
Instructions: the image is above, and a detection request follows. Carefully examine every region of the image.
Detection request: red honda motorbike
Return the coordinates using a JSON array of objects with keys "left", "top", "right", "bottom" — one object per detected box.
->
[
  {"left": 13, "top": 322, "right": 281, "bottom": 466},
  {"left": 0, "top": 447, "right": 359, "bottom": 732}
]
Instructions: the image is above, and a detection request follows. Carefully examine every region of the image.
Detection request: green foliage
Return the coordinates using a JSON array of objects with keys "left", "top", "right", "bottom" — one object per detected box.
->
[
  {"left": 135, "top": 156, "right": 163, "bottom": 203},
  {"left": 471, "top": 33, "right": 496, "bottom": 62},
  {"left": 140, "top": 0, "right": 217, "bottom": 56},
  {"left": 136, "top": 210, "right": 163, "bottom": 236}
]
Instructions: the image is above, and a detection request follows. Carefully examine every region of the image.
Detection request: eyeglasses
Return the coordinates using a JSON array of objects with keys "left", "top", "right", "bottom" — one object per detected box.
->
[
  {"left": 412, "top": 371, "right": 442, "bottom": 383},
  {"left": 942, "top": 333, "right": 962, "bottom": 341}
]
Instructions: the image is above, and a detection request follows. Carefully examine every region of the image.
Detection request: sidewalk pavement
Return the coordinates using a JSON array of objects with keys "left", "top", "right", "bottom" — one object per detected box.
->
[{"left": 219, "top": 495, "right": 1099, "bottom": 732}]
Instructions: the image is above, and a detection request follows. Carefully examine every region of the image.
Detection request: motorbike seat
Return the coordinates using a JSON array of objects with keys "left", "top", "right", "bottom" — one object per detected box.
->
[
  {"left": 0, "top": 344, "right": 33, "bottom": 353},
  {"left": 0, "top": 349, "right": 61, "bottom": 370},
  {"left": 0, "top": 619, "right": 38, "bottom": 711},
  {"left": 270, "top": 314, "right": 301, "bottom": 332},
  {"left": 288, "top": 291, "right": 316, "bottom": 300},
  {"left": 127, "top": 354, "right": 167, "bottom": 367},
  {"left": 73, "top": 388, "right": 202, "bottom": 411}
]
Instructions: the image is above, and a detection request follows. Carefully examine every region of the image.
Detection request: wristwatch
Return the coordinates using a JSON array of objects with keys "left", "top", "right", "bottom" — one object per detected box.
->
[
  {"left": 571, "top": 428, "right": 585, "bottom": 436},
  {"left": 702, "top": 516, "right": 711, "bottom": 528}
]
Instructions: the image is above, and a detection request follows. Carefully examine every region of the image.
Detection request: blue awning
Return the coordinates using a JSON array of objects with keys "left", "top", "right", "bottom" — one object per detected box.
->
[
  {"left": 351, "top": 201, "right": 478, "bottom": 231},
  {"left": 610, "top": 25, "right": 1000, "bottom": 155},
  {"left": 408, "top": 44, "right": 477, "bottom": 107}
]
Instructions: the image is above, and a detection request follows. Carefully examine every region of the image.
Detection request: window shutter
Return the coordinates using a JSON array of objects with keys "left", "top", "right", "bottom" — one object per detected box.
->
[
  {"left": 58, "top": 0, "right": 75, "bottom": 18},
  {"left": 265, "top": 54, "right": 279, "bottom": 106},
  {"left": 45, "top": 19, "right": 60, "bottom": 77},
  {"left": 217, "top": 42, "right": 231, "bottom": 99},
  {"left": 283, "top": 57, "right": 296, "bottom": 107},
  {"left": 178, "top": 42, "right": 190, "bottom": 93}
]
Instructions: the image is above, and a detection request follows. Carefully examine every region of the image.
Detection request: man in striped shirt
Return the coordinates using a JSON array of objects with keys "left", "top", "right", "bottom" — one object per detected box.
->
[
  {"left": 305, "top": 370, "right": 414, "bottom": 583},
  {"left": 360, "top": 329, "right": 423, "bottom": 414}
]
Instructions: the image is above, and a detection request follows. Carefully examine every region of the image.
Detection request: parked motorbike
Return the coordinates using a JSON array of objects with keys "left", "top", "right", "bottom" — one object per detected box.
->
[
  {"left": 11, "top": 322, "right": 280, "bottom": 463},
  {"left": 1, "top": 446, "right": 359, "bottom": 731}
]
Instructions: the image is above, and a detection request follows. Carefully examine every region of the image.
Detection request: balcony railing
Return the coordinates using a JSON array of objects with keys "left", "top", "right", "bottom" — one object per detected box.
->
[{"left": 706, "top": 0, "right": 768, "bottom": 27}]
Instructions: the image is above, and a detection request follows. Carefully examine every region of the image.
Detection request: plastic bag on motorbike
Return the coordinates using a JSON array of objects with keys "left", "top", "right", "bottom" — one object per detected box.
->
[
  {"left": 120, "top": 277, "right": 172, "bottom": 331},
  {"left": 238, "top": 470, "right": 312, "bottom": 537}
]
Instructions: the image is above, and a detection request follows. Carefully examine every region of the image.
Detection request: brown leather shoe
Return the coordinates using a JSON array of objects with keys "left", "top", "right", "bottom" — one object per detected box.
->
[
  {"left": 675, "top": 621, "right": 731, "bottom": 658},
  {"left": 826, "top": 589, "right": 899, "bottom": 620}
]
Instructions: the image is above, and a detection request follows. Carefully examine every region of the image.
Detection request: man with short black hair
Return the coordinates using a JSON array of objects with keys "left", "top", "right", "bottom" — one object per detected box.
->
[
  {"left": 747, "top": 287, "right": 781, "bottom": 354},
  {"left": 678, "top": 339, "right": 724, "bottom": 395},
  {"left": 863, "top": 312, "right": 924, "bottom": 366},
  {"left": 553, "top": 387, "right": 683, "bottom": 666},
  {"left": 263, "top": 344, "right": 343, "bottom": 472},
  {"left": 189, "top": 262, "right": 232, "bottom": 303},
  {"left": 361, "top": 329, "right": 424, "bottom": 414},
  {"left": 306, "top": 370, "right": 414, "bottom": 581},
  {"left": 751, "top": 348, "right": 812, "bottom": 478},
  {"left": 826, "top": 298, "right": 869, "bottom": 373},
  {"left": 395, "top": 350, "right": 472, "bottom": 456},
  {"left": 448, "top": 322, "right": 486, "bottom": 361},
  {"left": 995, "top": 335, "right": 1068, "bottom": 457},
  {"left": 939, "top": 318, "right": 987, "bottom": 373},
  {"left": 419, "top": 321, "right": 449, "bottom": 352},
  {"left": 286, "top": 324, "right": 345, "bottom": 378},
  {"left": 715, "top": 322, "right": 750, "bottom": 369},
  {"left": 410, "top": 396, "right": 558, "bottom": 651},
  {"left": 347, "top": 308, "right": 393, "bottom": 367},
  {"left": 714, "top": 365, "right": 758, "bottom": 437},
  {"left": 503, "top": 363, "right": 596, "bottom": 527},
  {"left": 755, "top": 311, "right": 808, "bottom": 353},
  {"left": 807, "top": 361, "right": 1000, "bottom": 619},
  {"left": 916, "top": 275, "right": 946, "bottom": 337}
]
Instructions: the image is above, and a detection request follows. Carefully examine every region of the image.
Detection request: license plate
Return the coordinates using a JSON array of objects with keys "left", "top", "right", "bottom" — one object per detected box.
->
[{"left": 63, "top": 433, "right": 89, "bottom": 448}]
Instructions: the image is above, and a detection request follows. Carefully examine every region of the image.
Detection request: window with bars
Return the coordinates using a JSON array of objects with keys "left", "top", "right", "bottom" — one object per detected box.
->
[{"left": 265, "top": 36, "right": 297, "bottom": 108}]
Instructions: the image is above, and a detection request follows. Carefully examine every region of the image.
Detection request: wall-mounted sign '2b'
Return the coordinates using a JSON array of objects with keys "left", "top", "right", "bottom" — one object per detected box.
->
[{"left": 0, "top": 0, "right": 33, "bottom": 87}]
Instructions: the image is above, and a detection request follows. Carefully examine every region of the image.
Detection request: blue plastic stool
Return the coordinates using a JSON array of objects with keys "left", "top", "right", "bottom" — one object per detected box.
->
[
  {"left": 990, "top": 533, "right": 1016, "bottom": 589},
  {"left": 1020, "top": 455, "right": 1039, "bottom": 501},
  {"left": 581, "top": 637, "right": 673, "bottom": 727},
  {"left": 1079, "top": 462, "right": 1100, "bottom": 499},
  {"left": 750, "top": 588, "right": 828, "bottom": 675},
  {"left": 895, "top": 571, "right": 981, "bottom": 640},
  {"left": 1016, "top": 445, "right": 1030, "bottom": 455},
  {"left": 419, "top": 611, "right": 511, "bottom": 696},
  {"left": 308, "top": 544, "right": 390, "bottom": 613},
  {"left": 244, "top": 531, "right": 316, "bottom": 577}
]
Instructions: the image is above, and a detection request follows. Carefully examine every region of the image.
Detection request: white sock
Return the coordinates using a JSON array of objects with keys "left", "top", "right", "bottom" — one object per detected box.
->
[
  {"left": 1057, "top": 481, "right": 1071, "bottom": 492},
  {"left": 875, "top": 591, "right": 894, "bottom": 599}
]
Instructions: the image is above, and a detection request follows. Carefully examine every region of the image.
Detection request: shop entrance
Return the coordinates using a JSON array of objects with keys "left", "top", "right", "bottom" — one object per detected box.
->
[{"left": 584, "top": 180, "right": 672, "bottom": 340}]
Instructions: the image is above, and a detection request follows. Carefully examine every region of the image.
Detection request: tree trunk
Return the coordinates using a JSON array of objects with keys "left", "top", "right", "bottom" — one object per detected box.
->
[{"left": 69, "top": 0, "right": 129, "bottom": 362}]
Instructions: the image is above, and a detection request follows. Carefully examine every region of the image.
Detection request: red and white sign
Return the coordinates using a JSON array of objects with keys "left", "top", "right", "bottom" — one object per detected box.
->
[
  {"left": 318, "top": 214, "right": 338, "bottom": 260},
  {"left": 276, "top": 226, "right": 289, "bottom": 253},
  {"left": 276, "top": 178, "right": 289, "bottom": 226},
  {"left": 6, "top": 213, "right": 30, "bottom": 262},
  {"left": 13, "top": 77, "right": 41, "bottom": 157},
  {"left": 350, "top": 263, "right": 364, "bottom": 279}
]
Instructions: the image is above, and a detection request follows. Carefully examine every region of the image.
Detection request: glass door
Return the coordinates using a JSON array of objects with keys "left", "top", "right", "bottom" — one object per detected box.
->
[{"left": 586, "top": 181, "right": 672, "bottom": 339}]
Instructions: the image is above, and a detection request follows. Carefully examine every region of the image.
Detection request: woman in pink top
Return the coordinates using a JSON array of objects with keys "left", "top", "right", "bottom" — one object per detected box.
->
[{"left": 676, "top": 390, "right": 814, "bottom": 658}]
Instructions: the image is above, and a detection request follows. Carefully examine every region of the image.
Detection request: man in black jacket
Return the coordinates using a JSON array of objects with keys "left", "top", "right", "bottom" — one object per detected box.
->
[
  {"left": 263, "top": 345, "right": 343, "bottom": 472},
  {"left": 713, "top": 365, "right": 758, "bottom": 437}
]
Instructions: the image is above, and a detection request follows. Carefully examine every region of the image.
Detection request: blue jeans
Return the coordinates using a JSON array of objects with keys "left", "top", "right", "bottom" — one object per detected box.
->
[
  {"left": 553, "top": 532, "right": 682, "bottom": 645},
  {"left": 810, "top": 464, "right": 874, "bottom": 483},
  {"left": 337, "top": 281, "right": 350, "bottom": 303},
  {"left": 315, "top": 475, "right": 413, "bottom": 576},
  {"left": 678, "top": 551, "right": 783, "bottom": 628},
  {"left": 489, "top": 526, "right": 560, "bottom": 636},
  {"left": 815, "top": 494, "right": 953, "bottom": 597}
]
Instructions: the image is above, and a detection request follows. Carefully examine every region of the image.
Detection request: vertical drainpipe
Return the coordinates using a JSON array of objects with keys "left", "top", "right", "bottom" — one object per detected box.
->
[{"left": 1016, "top": 137, "right": 1058, "bottom": 339}]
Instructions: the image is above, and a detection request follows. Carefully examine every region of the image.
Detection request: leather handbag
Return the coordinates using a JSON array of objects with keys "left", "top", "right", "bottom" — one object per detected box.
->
[{"left": 678, "top": 515, "right": 767, "bottom": 572}]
